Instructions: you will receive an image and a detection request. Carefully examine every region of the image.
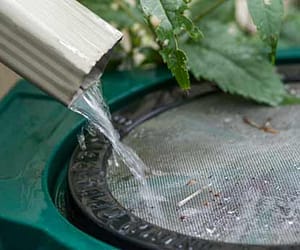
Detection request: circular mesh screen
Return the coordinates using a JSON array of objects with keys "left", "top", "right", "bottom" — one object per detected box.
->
[{"left": 107, "top": 93, "right": 300, "bottom": 245}]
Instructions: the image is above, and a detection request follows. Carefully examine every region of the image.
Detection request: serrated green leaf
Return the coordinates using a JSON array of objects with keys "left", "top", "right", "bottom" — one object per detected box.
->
[
  {"left": 139, "top": 0, "right": 202, "bottom": 89},
  {"left": 174, "top": 15, "right": 203, "bottom": 40},
  {"left": 247, "top": 0, "right": 284, "bottom": 63},
  {"left": 140, "top": 0, "right": 202, "bottom": 42},
  {"left": 182, "top": 28, "right": 286, "bottom": 105},
  {"left": 160, "top": 48, "right": 190, "bottom": 89}
]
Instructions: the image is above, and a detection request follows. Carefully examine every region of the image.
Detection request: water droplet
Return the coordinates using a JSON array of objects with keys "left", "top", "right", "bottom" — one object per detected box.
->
[
  {"left": 142, "top": 233, "right": 149, "bottom": 238},
  {"left": 77, "top": 133, "right": 87, "bottom": 151},
  {"left": 113, "top": 115, "right": 120, "bottom": 121},
  {"left": 125, "top": 120, "right": 133, "bottom": 126},
  {"left": 293, "top": 163, "right": 300, "bottom": 170},
  {"left": 194, "top": 232, "right": 201, "bottom": 237},
  {"left": 119, "top": 117, "right": 126, "bottom": 124},
  {"left": 223, "top": 117, "right": 232, "bottom": 123},
  {"left": 151, "top": 169, "right": 165, "bottom": 176},
  {"left": 139, "top": 224, "right": 149, "bottom": 230},
  {"left": 206, "top": 226, "right": 216, "bottom": 235},
  {"left": 164, "top": 238, "right": 173, "bottom": 245},
  {"left": 227, "top": 209, "right": 236, "bottom": 215},
  {"left": 224, "top": 197, "right": 231, "bottom": 202}
]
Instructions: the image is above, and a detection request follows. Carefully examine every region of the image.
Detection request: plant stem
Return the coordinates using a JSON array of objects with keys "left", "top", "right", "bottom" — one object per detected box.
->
[
  {"left": 270, "top": 42, "right": 277, "bottom": 65},
  {"left": 194, "top": 0, "right": 226, "bottom": 22}
]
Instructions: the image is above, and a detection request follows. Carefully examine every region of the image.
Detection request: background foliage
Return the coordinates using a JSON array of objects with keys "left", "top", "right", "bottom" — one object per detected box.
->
[{"left": 79, "top": 0, "right": 300, "bottom": 105}]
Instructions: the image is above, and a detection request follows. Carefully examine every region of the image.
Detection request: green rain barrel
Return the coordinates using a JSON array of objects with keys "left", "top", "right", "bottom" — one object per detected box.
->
[{"left": 0, "top": 48, "right": 300, "bottom": 250}]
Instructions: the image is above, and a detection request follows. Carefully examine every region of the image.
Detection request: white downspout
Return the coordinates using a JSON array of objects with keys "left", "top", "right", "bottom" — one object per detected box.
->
[{"left": 0, "top": 0, "right": 122, "bottom": 105}]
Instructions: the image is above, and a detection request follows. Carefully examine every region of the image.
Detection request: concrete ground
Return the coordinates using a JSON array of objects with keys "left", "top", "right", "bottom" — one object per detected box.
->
[{"left": 0, "top": 63, "right": 20, "bottom": 99}]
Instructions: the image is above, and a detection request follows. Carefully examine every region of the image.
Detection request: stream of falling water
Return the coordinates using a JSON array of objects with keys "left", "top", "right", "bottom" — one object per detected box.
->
[{"left": 69, "top": 83, "right": 148, "bottom": 185}]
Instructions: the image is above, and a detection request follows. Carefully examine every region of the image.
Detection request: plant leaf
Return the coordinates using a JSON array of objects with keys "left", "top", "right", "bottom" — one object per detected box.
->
[
  {"left": 247, "top": 0, "right": 284, "bottom": 63},
  {"left": 139, "top": 0, "right": 202, "bottom": 90},
  {"left": 279, "top": 7, "right": 300, "bottom": 48},
  {"left": 79, "top": 0, "right": 144, "bottom": 28},
  {"left": 182, "top": 27, "right": 286, "bottom": 105},
  {"left": 160, "top": 48, "right": 190, "bottom": 89},
  {"left": 190, "top": 0, "right": 235, "bottom": 24}
]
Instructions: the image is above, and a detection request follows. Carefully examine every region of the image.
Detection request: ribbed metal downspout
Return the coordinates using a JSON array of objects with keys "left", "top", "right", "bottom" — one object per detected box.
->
[{"left": 0, "top": 0, "right": 122, "bottom": 105}]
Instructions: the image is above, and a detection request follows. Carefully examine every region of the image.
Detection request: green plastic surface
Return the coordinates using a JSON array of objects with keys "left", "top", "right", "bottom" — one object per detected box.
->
[
  {"left": 0, "top": 68, "right": 171, "bottom": 250},
  {"left": 277, "top": 47, "right": 300, "bottom": 64}
]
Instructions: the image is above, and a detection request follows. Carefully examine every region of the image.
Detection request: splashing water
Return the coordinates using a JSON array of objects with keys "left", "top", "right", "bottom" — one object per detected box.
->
[{"left": 69, "top": 83, "right": 148, "bottom": 184}]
